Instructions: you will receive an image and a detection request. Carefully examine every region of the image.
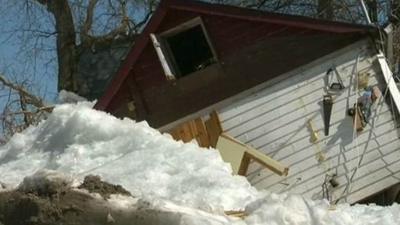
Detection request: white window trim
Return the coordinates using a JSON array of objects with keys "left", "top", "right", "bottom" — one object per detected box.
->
[{"left": 150, "top": 33, "right": 175, "bottom": 80}]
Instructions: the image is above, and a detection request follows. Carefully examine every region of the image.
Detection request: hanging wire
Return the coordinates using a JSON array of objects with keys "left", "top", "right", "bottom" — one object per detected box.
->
[{"left": 333, "top": 52, "right": 361, "bottom": 204}]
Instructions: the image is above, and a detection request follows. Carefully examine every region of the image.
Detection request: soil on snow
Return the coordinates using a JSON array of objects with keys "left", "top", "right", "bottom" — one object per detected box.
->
[{"left": 0, "top": 175, "right": 148, "bottom": 225}]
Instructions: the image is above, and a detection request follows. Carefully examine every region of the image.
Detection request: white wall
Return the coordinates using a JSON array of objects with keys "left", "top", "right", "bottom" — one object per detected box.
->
[{"left": 218, "top": 41, "right": 400, "bottom": 203}]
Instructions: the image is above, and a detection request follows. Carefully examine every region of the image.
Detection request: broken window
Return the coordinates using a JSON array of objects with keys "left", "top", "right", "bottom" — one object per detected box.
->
[{"left": 151, "top": 17, "right": 217, "bottom": 79}]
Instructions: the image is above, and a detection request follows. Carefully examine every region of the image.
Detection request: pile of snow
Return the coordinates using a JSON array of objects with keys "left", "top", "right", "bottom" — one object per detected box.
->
[
  {"left": 0, "top": 102, "right": 258, "bottom": 210},
  {"left": 1, "top": 101, "right": 400, "bottom": 225}
]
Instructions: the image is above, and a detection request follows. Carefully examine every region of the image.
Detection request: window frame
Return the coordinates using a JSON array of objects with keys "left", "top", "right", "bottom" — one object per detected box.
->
[{"left": 151, "top": 17, "right": 218, "bottom": 79}]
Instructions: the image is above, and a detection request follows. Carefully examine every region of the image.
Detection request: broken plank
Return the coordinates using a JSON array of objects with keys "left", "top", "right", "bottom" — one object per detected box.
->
[{"left": 205, "top": 111, "right": 223, "bottom": 148}]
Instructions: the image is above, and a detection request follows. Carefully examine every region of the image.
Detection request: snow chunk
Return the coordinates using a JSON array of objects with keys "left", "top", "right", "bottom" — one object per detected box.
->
[{"left": 58, "top": 90, "right": 87, "bottom": 103}]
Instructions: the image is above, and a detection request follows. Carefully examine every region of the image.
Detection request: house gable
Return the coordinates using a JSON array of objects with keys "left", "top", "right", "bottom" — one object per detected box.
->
[{"left": 95, "top": 0, "right": 376, "bottom": 128}]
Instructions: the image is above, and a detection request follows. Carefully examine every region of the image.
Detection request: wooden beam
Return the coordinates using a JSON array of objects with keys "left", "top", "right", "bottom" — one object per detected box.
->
[{"left": 245, "top": 145, "right": 289, "bottom": 176}]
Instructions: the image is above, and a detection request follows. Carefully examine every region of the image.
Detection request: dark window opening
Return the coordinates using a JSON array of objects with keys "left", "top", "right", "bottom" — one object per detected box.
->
[{"left": 165, "top": 25, "right": 215, "bottom": 77}]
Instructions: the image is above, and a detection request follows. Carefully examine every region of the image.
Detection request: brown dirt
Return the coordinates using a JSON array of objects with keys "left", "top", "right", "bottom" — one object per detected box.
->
[
  {"left": 78, "top": 175, "right": 131, "bottom": 199},
  {"left": 0, "top": 175, "right": 158, "bottom": 225}
]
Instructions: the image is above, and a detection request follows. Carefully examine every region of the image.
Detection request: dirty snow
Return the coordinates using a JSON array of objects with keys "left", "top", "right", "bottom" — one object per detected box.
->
[{"left": 0, "top": 102, "right": 400, "bottom": 225}]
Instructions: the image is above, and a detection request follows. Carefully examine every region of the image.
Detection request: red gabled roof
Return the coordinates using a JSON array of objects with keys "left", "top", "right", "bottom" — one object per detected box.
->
[{"left": 94, "top": 0, "right": 376, "bottom": 111}]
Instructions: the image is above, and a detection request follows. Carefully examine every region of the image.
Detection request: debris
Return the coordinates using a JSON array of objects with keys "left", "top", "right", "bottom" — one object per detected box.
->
[{"left": 225, "top": 210, "right": 247, "bottom": 219}]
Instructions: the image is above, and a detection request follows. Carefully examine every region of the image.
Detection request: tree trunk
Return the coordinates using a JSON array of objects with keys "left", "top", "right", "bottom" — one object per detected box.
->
[
  {"left": 36, "top": 0, "right": 78, "bottom": 92},
  {"left": 317, "top": 0, "right": 334, "bottom": 20}
]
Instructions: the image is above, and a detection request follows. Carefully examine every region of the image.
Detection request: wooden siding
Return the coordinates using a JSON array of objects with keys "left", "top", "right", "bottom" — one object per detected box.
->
[{"left": 218, "top": 43, "right": 400, "bottom": 203}]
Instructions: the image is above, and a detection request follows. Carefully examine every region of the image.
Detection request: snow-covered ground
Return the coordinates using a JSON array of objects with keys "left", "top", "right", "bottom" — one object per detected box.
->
[{"left": 0, "top": 102, "right": 399, "bottom": 225}]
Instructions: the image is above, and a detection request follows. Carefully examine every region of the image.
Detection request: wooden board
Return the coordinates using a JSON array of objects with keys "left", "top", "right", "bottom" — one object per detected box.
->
[
  {"left": 216, "top": 133, "right": 289, "bottom": 176},
  {"left": 194, "top": 118, "right": 210, "bottom": 147},
  {"left": 205, "top": 111, "right": 223, "bottom": 148},
  {"left": 216, "top": 133, "right": 247, "bottom": 174},
  {"left": 378, "top": 51, "right": 400, "bottom": 114},
  {"left": 245, "top": 144, "right": 289, "bottom": 176}
]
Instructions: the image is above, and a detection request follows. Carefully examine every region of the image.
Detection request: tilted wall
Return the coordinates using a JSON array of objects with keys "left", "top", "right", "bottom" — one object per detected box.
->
[{"left": 218, "top": 41, "right": 400, "bottom": 203}]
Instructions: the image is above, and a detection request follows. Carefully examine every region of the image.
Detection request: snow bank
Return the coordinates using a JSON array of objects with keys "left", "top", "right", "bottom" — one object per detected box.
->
[{"left": 0, "top": 102, "right": 258, "bottom": 211}]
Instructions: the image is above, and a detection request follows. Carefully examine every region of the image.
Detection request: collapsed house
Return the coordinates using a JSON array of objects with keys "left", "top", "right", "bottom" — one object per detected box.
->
[{"left": 74, "top": 0, "right": 400, "bottom": 204}]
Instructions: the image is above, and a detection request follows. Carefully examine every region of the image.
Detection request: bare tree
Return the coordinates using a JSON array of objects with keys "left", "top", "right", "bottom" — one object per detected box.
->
[
  {"left": 0, "top": 0, "right": 158, "bottom": 140},
  {"left": 317, "top": 0, "right": 334, "bottom": 19},
  {"left": 31, "top": 0, "right": 157, "bottom": 92},
  {"left": 209, "top": 0, "right": 368, "bottom": 23}
]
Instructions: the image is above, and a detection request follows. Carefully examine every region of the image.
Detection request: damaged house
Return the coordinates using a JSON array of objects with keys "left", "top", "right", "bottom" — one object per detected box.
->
[{"left": 75, "top": 0, "right": 400, "bottom": 205}]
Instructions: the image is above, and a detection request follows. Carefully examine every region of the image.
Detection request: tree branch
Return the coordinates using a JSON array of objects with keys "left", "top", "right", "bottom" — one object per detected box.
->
[
  {"left": 81, "top": 0, "right": 99, "bottom": 43},
  {"left": 88, "top": 0, "right": 130, "bottom": 45},
  {"left": 0, "top": 74, "right": 50, "bottom": 112},
  {"left": 132, "top": 1, "right": 155, "bottom": 32}
]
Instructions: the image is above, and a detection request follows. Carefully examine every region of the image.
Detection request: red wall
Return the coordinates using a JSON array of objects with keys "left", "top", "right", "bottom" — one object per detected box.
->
[
  {"left": 106, "top": 8, "right": 360, "bottom": 126},
  {"left": 130, "top": 9, "right": 330, "bottom": 91},
  {"left": 157, "top": 10, "right": 323, "bottom": 58}
]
